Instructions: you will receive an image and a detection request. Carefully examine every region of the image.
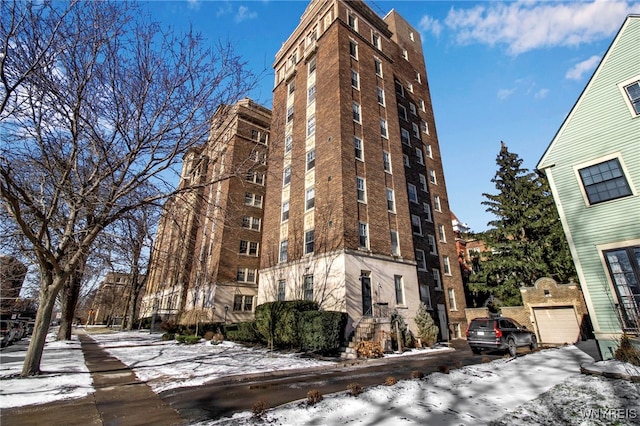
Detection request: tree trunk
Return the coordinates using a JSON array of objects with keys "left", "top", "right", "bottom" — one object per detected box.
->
[
  {"left": 21, "top": 277, "right": 62, "bottom": 376},
  {"left": 57, "top": 269, "right": 82, "bottom": 340}
]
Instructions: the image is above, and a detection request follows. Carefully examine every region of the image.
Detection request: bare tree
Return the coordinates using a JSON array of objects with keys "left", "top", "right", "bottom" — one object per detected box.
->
[{"left": 0, "top": 1, "right": 256, "bottom": 376}]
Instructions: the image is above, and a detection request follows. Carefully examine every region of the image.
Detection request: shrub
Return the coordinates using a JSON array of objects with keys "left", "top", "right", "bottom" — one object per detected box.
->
[
  {"left": 161, "top": 332, "right": 175, "bottom": 341},
  {"left": 184, "top": 335, "right": 202, "bottom": 345},
  {"left": 226, "top": 321, "right": 261, "bottom": 343},
  {"left": 391, "top": 310, "right": 414, "bottom": 350},
  {"left": 346, "top": 383, "right": 362, "bottom": 396},
  {"left": 204, "top": 331, "right": 215, "bottom": 341},
  {"left": 306, "top": 389, "right": 323, "bottom": 405},
  {"left": 410, "top": 370, "right": 424, "bottom": 379},
  {"left": 161, "top": 320, "right": 178, "bottom": 333},
  {"left": 298, "top": 311, "right": 347, "bottom": 352},
  {"left": 255, "top": 300, "right": 319, "bottom": 350},
  {"left": 175, "top": 334, "right": 186, "bottom": 344},
  {"left": 414, "top": 303, "right": 439, "bottom": 347},
  {"left": 355, "top": 341, "right": 384, "bottom": 358},
  {"left": 252, "top": 400, "right": 269, "bottom": 418},
  {"left": 384, "top": 376, "right": 397, "bottom": 386},
  {"left": 615, "top": 334, "right": 640, "bottom": 366}
]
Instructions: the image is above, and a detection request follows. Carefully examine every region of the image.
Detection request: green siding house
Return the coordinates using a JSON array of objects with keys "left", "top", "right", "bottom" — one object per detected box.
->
[{"left": 537, "top": 15, "right": 640, "bottom": 359}]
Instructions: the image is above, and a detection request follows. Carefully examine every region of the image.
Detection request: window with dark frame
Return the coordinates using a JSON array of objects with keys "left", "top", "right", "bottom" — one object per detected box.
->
[
  {"left": 624, "top": 80, "right": 640, "bottom": 115},
  {"left": 579, "top": 158, "right": 632, "bottom": 204},
  {"left": 603, "top": 246, "right": 640, "bottom": 331},
  {"left": 303, "top": 275, "right": 314, "bottom": 301},
  {"left": 304, "top": 229, "right": 315, "bottom": 254}
]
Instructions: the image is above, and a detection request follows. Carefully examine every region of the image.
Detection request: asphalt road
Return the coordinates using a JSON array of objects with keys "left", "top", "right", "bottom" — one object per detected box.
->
[{"left": 163, "top": 345, "right": 505, "bottom": 423}]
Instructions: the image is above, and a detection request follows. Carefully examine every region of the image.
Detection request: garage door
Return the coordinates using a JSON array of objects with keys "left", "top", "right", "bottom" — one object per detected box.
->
[{"left": 533, "top": 307, "right": 580, "bottom": 344}]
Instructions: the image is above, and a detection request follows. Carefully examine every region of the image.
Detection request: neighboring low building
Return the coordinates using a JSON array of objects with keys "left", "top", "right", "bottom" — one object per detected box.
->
[
  {"left": 537, "top": 15, "right": 640, "bottom": 358},
  {"left": 0, "top": 256, "right": 27, "bottom": 315},
  {"left": 91, "top": 272, "right": 144, "bottom": 326}
]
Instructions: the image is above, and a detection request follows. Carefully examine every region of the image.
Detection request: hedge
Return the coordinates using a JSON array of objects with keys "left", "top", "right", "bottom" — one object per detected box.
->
[
  {"left": 225, "top": 321, "right": 261, "bottom": 343},
  {"left": 254, "top": 300, "right": 319, "bottom": 349},
  {"left": 298, "top": 310, "right": 347, "bottom": 352}
]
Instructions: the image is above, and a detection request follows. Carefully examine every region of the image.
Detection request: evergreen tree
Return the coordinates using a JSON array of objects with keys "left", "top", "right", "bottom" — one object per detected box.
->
[
  {"left": 470, "top": 143, "right": 577, "bottom": 306},
  {"left": 414, "top": 303, "right": 439, "bottom": 347}
]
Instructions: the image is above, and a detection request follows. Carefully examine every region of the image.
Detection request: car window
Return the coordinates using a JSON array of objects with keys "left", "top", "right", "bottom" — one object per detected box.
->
[
  {"left": 470, "top": 319, "right": 491, "bottom": 329},
  {"left": 499, "top": 319, "right": 515, "bottom": 329}
]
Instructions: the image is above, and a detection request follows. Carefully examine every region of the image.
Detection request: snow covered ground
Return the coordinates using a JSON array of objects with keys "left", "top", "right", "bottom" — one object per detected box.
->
[{"left": 1, "top": 329, "right": 639, "bottom": 425}]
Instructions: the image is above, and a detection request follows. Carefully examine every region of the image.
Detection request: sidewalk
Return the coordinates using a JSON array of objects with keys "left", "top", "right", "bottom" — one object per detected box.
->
[{"left": 0, "top": 331, "right": 184, "bottom": 426}]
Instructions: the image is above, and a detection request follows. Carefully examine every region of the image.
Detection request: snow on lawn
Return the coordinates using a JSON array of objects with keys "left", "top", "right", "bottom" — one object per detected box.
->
[
  {"left": 0, "top": 335, "right": 93, "bottom": 409},
  {"left": 203, "top": 345, "right": 638, "bottom": 426},
  {"left": 90, "top": 331, "right": 335, "bottom": 393}
]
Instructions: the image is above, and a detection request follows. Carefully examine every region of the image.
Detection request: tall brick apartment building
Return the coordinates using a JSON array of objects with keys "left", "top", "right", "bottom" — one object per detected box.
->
[
  {"left": 142, "top": 98, "right": 271, "bottom": 324},
  {"left": 258, "top": 0, "right": 467, "bottom": 339}
]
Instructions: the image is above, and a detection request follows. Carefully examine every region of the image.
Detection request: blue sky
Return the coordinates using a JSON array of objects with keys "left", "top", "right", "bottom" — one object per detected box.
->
[{"left": 142, "top": 0, "right": 638, "bottom": 232}]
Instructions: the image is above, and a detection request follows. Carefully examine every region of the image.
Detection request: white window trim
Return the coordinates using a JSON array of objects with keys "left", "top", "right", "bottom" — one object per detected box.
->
[
  {"left": 617, "top": 74, "right": 640, "bottom": 117},
  {"left": 416, "top": 249, "right": 427, "bottom": 271},
  {"left": 572, "top": 152, "right": 636, "bottom": 206},
  {"left": 596, "top": 238, "right": 640, "bottom": 308}
]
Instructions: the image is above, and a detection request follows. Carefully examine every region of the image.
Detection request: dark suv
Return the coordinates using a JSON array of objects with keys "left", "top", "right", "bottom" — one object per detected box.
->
[{"left": 466, "top": 317, "right": 538, "bottom": 356}]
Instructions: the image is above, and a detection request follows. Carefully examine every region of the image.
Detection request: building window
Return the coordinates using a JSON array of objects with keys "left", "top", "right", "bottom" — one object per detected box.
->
[
  {"left": 244, "top": 296, "right": 254, "bottom": 312},
  {"left": 246, "top": 171, "right": 265, "bottom": 185},
  {"left": 349, "top": 40, "right": 358, "bottom": 59},
  {"left": 306, "top": 149, "right": 316, "bottom": 171},
  {"left": 422, "top": 286, "right": 432, "bottom": 310},
  {"left": 358, "top": 222, "right": 369, "bottom": 248},
  {"left": 377, "top": 87, "right": 385, "bottom": 105},
  {"left": 356, "top": 177, "right": 366, "bottom": 203},
  {"left": 307, "top": 116, "right": 316, "bottom": 137},
  {"left": 416, "top": 249, "right": 427, "bottom": 271},
  {"left": 415, "top": 71, "right": 421, "bottom": 83},
  {"left": 308, "top": 56, "right": 316, "bottom": 74},
  {"left": 434, "top": 195, "right": 442, "bottom": 212},
  {"left": 394, "top": 275, "right": 405, "bottom": 305},
  {"left": 401, "top": 128, "right": 410, "bottom": 145},
  {"left": 402, "top": 48, "right": 408, "bottom": 60},
  {"left": 383, "top": 151, "right": 392, "bottom": 173},
  {"left": 425, "top": 144, "right": 433, "bottom": 158},
  {"left": 233, "top": 295, "right": 243, "bottom": 311},
  {"left": 407, "top": 81, "right": 413, "bottom": 93},
  {"left": 354, "top": 136, "right": 364, "bottom": 161},
  {"left": 352, "top": 102, "right": 361, "bottom": 123},
  {"left": 239, "top": 240, "right": 259, "bottom": 256},
  {"left": 288, "top": 80, "right": 295, "bottom": 96},
  {"left": 432, "top": 268, "right": 442, "bottom": 290},
  {"left": 578, "top": 158, "right": 632, "bottom": 205},
  {"left": 242, "top": 216, "right": 261, "bottom": 231},
  {"left": 287, "top": 106, "right": 294, "bottom": 123},
  {"left": 347, "top": 11, "right": 357, "bottom": 30},
  {"left": 374, "top": 59, "right": 382, "bottom": 77},
  {"left": 423, "top": 202, "right": 433, "bottom": 222},
  {"left": 428, "top": 234, "right": 438, "bottom": 255},
  {"left": 623, "top": 80, "right": 640, "bottom": 115},
  {"left": 279, "top": 240, "right": 288, "bottom": 262},
  {"left": 372, "top": 32, "right": 381, "bottom": 50},
  {"left": 285, "top": 134, "right": 293, "bottom": 154},
  {"left": 403, "top": 154, "right": 410, "bottom": 167},
  {"left": 305, "top": 187, "right": 315, "bottom": 210},
  {"left": 443, "top": 256, "right": 451, "bottom": 275},
  {"left": 244, "top": 193, "right": 263, "bottom": 208},
  {"left": 429, "top": 169, "right": 437, "bottom": 184},
  {"left": 386, "top": 188, "right": 395, "bottom": 212},
  {"left": 419, "top": 174, "right": 428, "bottom": 192},
  {"left": 277, "top": 280, "right": 286, "bottom": 301},
  {"left": 308, "top": 84, "right": 316, "bottom": 104},
  {"left": 233, "top": 295, "right": 254, "bottom": 312},
  {"left": 411, "top": 214, "right": 423, "bottom": 235},
  {"left": 418, "top": 98, "right": 425, "bottom": 111},
  {"left": 283, "top": 166, "right": 291, "bottom": 186},
  {"left": 304, "top": 230, "right": 315, "bottom": 254},
  {"left": 603, "top": 245, "right": 640, "bottom": 331},
  {"left": 409, "top": 102, "right": 417, "bottom": 115},
  {"left": 380, "top": 119, "right": 388, "bottom": 138},
  {"left": 398, "top": 104, "right": 407, "bottom": 121},
  {"left": 421, "top": 120, "right": 429, "bottom": 135},
  {"left": 303, "top": 274, "right": 314, "bottom": 301},
  {"left": 438, "top": 224, "right": 447, "bottom": 242},
  {"left": 407, "top": 183, "right": 418, "bottom": 203},
  {"left": 395, "top": 80, "right": 404, "bottom": 97},
  {"left": 415, "top": 147, "right": 424, "bottom": 165},
  {"left": 237, "top": 268, "right": 257, "bottom": 283},
  {"left": 281, "top": 200, "right": 290, "bottom": 222},
  {"left": 412, "top": 122, "right": 420, "bottom": 139},
  {"left": 390, "top": 230, "right": 400, "bottom": 256},
  {"left": 448, "top": 288, "right": 457, "bottom": 310},
  {"left": 351, "top": 69, "right": 359, "bottom": 89}
]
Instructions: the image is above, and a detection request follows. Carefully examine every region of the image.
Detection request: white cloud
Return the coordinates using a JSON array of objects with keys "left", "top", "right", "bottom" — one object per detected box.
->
[
  {"left": 419, "top": 15, "right": 442, "bottom": 38},
  {"left": 497, "top": 88, "right": 516, "bottom": 100},
  {"left": 534, "top": 88, "right": 550, "bottom": 99},
  {"left": 565, "top": 55, "right": 601, "bottom": 80},
  {"left": 234, "top": 5, "right": 257, "bottom": 23},
  {"left": 186, "top": 0, "right": 200, "bottom": 12},
  {"left": 444, "top": 1, "right": 634, "bottom": 54}
]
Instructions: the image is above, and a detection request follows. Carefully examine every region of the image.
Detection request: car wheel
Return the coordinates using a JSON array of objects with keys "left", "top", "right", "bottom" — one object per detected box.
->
[
  {"left": 529, "top": 335, "right": 538, "bottom": 351},
  {"left": 507, "top": 338, "right": 517, "bottom": 357},
  {"left": 471, "top": 347, "right": 481, "bottom": 355}
]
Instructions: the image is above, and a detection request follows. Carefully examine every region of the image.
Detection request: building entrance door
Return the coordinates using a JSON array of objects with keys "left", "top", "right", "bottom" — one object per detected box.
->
[{"left": 362, "top": 275, "right": 372, "bottom": 316}]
